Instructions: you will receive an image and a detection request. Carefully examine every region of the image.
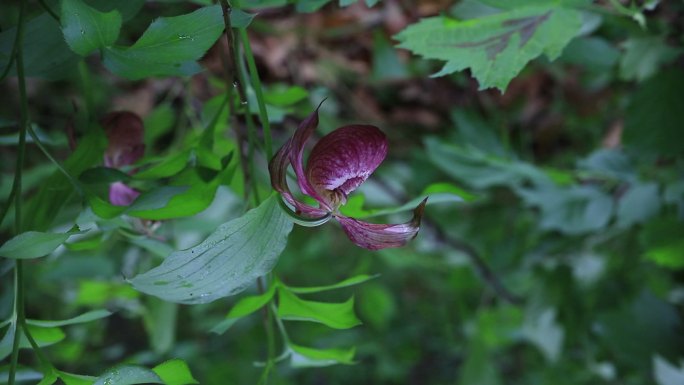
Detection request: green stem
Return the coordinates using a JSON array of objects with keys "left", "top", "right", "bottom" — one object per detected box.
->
[
  {"left": 38, "top": 0, "right": 60, "bottom": 22},
  {"left": 238, "top": 28, "right": 273, "bottom": 160},
  {"left": 27, "top": 125, "right": 84, "bottom": 196},
  {"left": 20, "top": 318, "right": 57, "bottom": 374},
  {"left": 8, "top": 1, "right": 30, "bottom": 383}
]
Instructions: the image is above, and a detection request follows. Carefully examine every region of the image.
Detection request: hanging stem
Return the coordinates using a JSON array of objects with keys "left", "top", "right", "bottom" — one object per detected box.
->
[
  {"left": 8, "top": 1, "right": 28, "bottom": 383},
  {"left": 238, "top": 28, "right": 273, "bottom": 160}
]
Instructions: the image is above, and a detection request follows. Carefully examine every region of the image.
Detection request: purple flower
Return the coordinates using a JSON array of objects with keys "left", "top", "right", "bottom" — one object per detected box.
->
[
  {"left": 269, "top": 105, "right": 426, "bottom": 250},
  {"left": 101, "top": 111, "right": 146, "bottom": 206}
]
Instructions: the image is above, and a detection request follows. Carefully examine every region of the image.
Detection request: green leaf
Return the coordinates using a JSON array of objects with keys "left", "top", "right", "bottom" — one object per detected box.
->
[
  {"left": 624, "top": 69, "right": 684, "bottom": 156},
  {"left": 94, "top": 366, "right": 163, "bottom": 385},
  {"left": 395, "top": 5, "right": 582, "bottom": 91},
  {"left": 230, "top": 9, "right": 256, "bottom": 28},
  {"left": 130, "top": 195, "right": 293, "bottom": 304},
  {"left": 640, "top": 217, "right": 684, "bottom": 269},
  {"left": 0, "top": 229, "right": 82, "bottom": 259},
  {"left": 277, "top": 288, "right": 361, "bottom": 329},
  {"left": 654, "top": 355, "right": 684, "bottom": 385},
  {"left": 143, "top": 298, "right": 178, "bottom": 354},
  {"left": 61, "top": 0, "right": 122, "bottom": 56},
  {"left": 103, "top": 5, "right": 225, "bottom": 79},
  {"left": 616, "top": 182, "right": 661, "bottom": 228},
  {"left": 26, "top": 309, "right": 112, "bottom": 327},
  {"left": 36, "top": 372, "right": 59, "bottom": 385},
  {"left": 287, "top": 274, "right": 378, "bottom": 294},
  {"left": 289, "top": 343, "right": 356, "bottom": 367},
  {"left": 620, "top": 37, "right": 680, "bottom": 82},
  {"left": 20, "top": 325, "right": 66, "bottom": 350},
  {"left": 59, "top": 371, "right": 97, "bottom": 385},
  {"left": 0, "top": 13, "right": 79, "bottom": 80},
  {"left": 211, "top": 283, "right": 277, "bottom": 334},
  {"left": 153, "top": 359, "right": 198, "bottom": 385},
  {"left": 522, "top": 308, "right": 564, "bottom": 362},
  {"left": 134, "top": 151, "right": 190, "bottom": 180},
  {"left": 518, "top": 185, "right": 613, "bottom": 235},
  {"left": 0, "top": 322, "right": 17, "bottom": 361},
  {"left": 79, "top": 167, "right": 131, "bottom": 184}
]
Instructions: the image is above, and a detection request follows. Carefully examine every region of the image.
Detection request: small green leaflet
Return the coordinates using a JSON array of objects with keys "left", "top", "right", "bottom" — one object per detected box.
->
[
  {"left": 26, "top": 309, "right": 112, "bottom": 327},
  {"left": 153, "top": 359, "right": 199, "bottom": 385},
  {"left": 395, "top": 4, "right": 583, "bottom": 91},
  {"left": 277, "top": 288, "right": 361, "bottom": 329},
  {"left": 289, "top": 343, "right": 356, "bottom": 368},
  {"left": 211, "top": 284, "right": 277, "bottom": 334},
  {"left": 0, "top": 229, "right": 84, "bottom": 259},
  {"left": 61, "top": 0, "right": 122, "bottom": 56},
  {"left": 130, "top": 195, "right": 293, "bottom": 304}
]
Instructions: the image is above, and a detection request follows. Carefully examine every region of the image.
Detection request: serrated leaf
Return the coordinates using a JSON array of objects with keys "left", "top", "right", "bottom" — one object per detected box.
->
[
  {"left": 62, "top": 0, "right": 122, "bottom": 56},
  {"left": 0, "top": 229, "right": 82, "bottom": 259},
  {"left": 287, "top": 274, "right": 378, "bottom": 294},
  {"left": 277, "top": 288, "right": 361, "bottom": 329},
  {"left": 103, "top": 5, "right": 224, "bottom": 79},
  {"left": 153, "top": 359, "right": 198, "bottom": 385},
  {"left": 395, "top": 5, "right": 582, "bottom": 91},
  {"left": 289, "top": 343, "right": 356, "bottom": 368},
  {"left": 26, "top": 309, "right": 112, "bottom": 327},
  {"left": 94, "top": 366, "right": 163, "bottom": 385},
  {"left": 130, "top": 195, "right": 292, "bottom": 304}
]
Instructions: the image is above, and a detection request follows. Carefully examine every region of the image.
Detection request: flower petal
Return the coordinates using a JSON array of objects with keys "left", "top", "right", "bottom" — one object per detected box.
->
[
  {"left": 288, "top": 103, "right": 331, "bottom": 209},
  {"left": 102, "top": 111, "right": 146, "bottom": 168},
  {"left": 109, "top": 181, "right": 140, "bottom": 206},
  {"left": 306, "top": 125, "right": 387, "bottom": 207},
  {"left": 335, "top": 198, "right": 427, "bottom": 250},
  {"left": 269, "top": 139, "right": 329, "bottom": 217}
]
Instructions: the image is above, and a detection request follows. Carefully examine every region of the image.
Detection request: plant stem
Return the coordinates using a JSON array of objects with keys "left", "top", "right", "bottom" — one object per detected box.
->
[
  {"left": 238, "top": 28, "right": 273, "bottom": 160},
  {"left": 27, "top": 125, "right": 84, "bottom": 196},
  {"left": 8, "top": 1, "right": 30, "bottom": 383},
  {"left": 38, "top": 0, "right": 60, "bottom": 22}
]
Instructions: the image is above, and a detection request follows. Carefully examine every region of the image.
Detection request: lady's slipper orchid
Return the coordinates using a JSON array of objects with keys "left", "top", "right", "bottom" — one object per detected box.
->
[
  {"left": 269, "top": 105, "right": 426, "bottom": 250},
  {"left": 101, "top": 111, "right": 145, "bottom": 206}
]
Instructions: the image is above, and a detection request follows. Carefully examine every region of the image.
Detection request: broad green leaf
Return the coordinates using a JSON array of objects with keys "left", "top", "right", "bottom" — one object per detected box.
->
[
  {"left": 395, "top": 5, "right": 582, "bottom": 91},
  {"left": 102, "top": 5, "right": 225, "bottom": 79},
  {"left": 518, "top": 185, "right": 613, "bottom": 235},
  {"left": 654, "top": 355, "right": 684, "bottom": 385},
  {"left": 59, "top": 371, "right": 97, "bottom": 385},
  {"left": 640, "top": 217, "right": 684, "bottom": 269},
  {"left": 19, "top": 325, "right": 66, "bottom": 350},
  {"left": 620, "top": 37, "right": 680, "bottom": 82},
  {"left": 230, "top": 9, "right": 256, "bottom": 28},
  {"left": 130, "top": 195, "right": 292, "bottom": 304},
  {"left": 94, "top": 366, "right": 163, "bottom": 385},
  {"left": 153, "top": 359, "right": 198, "bottom": 385},
  {"left": 36, "top": 372, "right": 59, "bottom": 385},
  {"left": 287, "top": 274, "right": 378, "bottom": 294},
  {"left": 624, "top": 69, "right": 684, "bottom": 156},
  {"left": 277, "top": 288, "right": 361, "bottom": 329},
  {"left": 616, "top": 183, "right": 661, "bottom": 228},
  {"left": 74, "top": 280, "right": 139, "bottom": 306},
  {"left": 211, "top": 283, "right": 277, "bottom": 334},
  {"left": 26, "top": 309, "right": 112, "bottom": 327},
  {"left": 289, "top": 343, "right": 356, "bottom": 368},
  {"left": 143, "top": 298, "right": 177, "bottom": 354},
  {"left": 134, "top": 152, "right": 190, "bottom": 180},
  {"left": 0, "top": 229, "right": 81, "bottom": 259},
  {"left": 86, "top": 0, "right": 145, "bottom": 21},
  {"left": 522, "top": 308, "right": 563, "bottom": 362},
  {"left": 263, "top": 85, "right": 309, "bottom": 107},
  {"left": 0, "top": 322, "right": 17, "bottom": 361},
  {"left": 79, "top": 167, "right": 131, "bottom": 184},
  {"left": 0, "top": 13, "right": 79, "bottom": 79},
  {"left": 61, "top": 0, "right": 122, "bottom": 56}
]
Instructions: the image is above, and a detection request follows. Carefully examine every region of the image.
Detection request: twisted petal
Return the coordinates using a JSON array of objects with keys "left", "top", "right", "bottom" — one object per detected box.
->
[
  {"left": 269, "top": 139, "right": 329, "bottom": 217},
  {"left": 335, "top": 198, "right": 427, "bottom": 250},
  {"left": 109, "top": 181, "right": 140, "bottom": 206},
  {"left": 102, "top": 111, "right": 146, "bottom": 168},
  {"left": 306, "top": 125, "right": 387, "bottom": 207},
  {"left": 288, "top": 103, "right": 331, "bottom": 209}
]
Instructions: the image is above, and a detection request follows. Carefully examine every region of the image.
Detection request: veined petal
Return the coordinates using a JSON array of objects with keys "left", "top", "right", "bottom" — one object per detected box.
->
[
  {"left": 335, "top": 198, "right": 427, "bottom": 250},
  {"left": 102, "top": 111, "right": 145, "bottom": 168},
  {"left": 109, "top": 181, "right": 140, "bottom": 206},
  {"left": 289, "top": 103, "right": 331, "bottom": 209},
  {"left": 269, "top": 139, "right": 329, "bottom": 217},
  {"left": 306, "top": 125, "right": 387, "bottom": 207}
]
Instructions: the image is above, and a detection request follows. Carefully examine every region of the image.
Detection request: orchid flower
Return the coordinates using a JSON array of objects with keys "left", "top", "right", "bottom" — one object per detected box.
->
[
  {"left": 269, "top": 104, "right": 427, "bottom": 250},
  {"left": 101, "top": 111, "right": 145, "bottom": 206}
]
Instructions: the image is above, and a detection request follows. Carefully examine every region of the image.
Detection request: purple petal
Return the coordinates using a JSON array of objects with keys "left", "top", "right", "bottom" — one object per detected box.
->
[
  {"left": 109, "top": 181, "right": 140, "bottom": 206},
  {"left": 288, "top": 104, "right": 331, "bottom": 209},
  {"left": 269, "top": 139, "right": 329, "bottom": 217},
  {"left": 102, "top": 111, "right": 146, "bottom": 168},
  {"left": 306, "top": 125, "right": 387, "bottom": 207},
  {"left": 335, "top": 198, "right": 427, "bottom": 250}
]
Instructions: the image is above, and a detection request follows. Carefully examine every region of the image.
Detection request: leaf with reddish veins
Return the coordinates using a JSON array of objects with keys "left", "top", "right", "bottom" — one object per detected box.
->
[
  {"left": 334, "top": 198, "right": 427, "bottom": 250},
  {"left": 306, "top": 125, "right": 387, "bottom": 208},
  {"left": 102, "top": 111, "right": 146, "bottom": 168}
]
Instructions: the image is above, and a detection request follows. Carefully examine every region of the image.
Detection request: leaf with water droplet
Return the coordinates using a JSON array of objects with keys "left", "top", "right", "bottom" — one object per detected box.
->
[
  {"left": 130, "top": 195, "right": 293, "bottom": 304},
  {"left": 94, "top": 365, "right": 163, "bottom": 385},
  {"left": 61, "top": 0, "right": 122, "bottom": 56}
]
